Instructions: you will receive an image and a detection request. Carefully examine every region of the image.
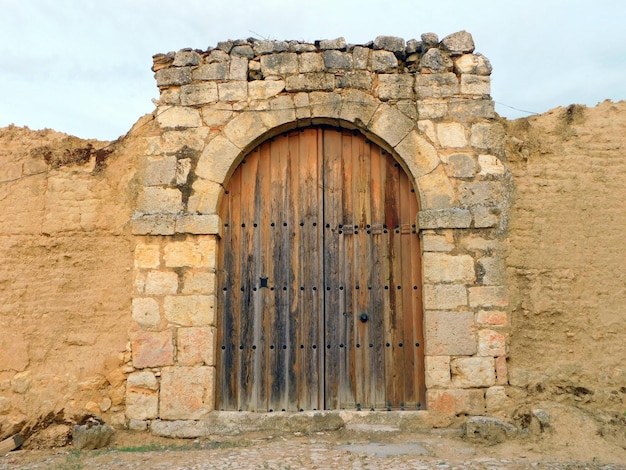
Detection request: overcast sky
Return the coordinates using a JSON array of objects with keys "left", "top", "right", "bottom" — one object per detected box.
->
[{"left": 1, "top": 0, "right": 624, "bottom": 140}]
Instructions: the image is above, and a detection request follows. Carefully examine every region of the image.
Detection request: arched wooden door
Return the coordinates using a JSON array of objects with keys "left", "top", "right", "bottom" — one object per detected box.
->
[{"left": 216, "top": 127, "right": 424, "bottom": 412}]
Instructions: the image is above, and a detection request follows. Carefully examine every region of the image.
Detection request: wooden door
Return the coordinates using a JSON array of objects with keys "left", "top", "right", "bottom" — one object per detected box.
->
[{"left": 216, "top": 127, "right": 424, "bottom": 412}]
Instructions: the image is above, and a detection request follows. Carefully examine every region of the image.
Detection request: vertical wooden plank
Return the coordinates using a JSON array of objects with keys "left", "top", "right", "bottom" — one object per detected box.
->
[
  {"left": 315, "top": 128, "right": 325, "bottom": 410},
  {"left": 322, "top": 128, "right": 343, "bottom": 410}
]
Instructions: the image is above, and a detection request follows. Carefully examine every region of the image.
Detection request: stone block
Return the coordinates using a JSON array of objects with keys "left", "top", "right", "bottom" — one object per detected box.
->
[
  {"left": 373, "top": 35, "right": 405, "bottom": 54},
  {"left": 394, "top": 130, "right": 439, "bottom": 179},
  {"left": 419, "top": 49, "right": 453, "bottom": 73},
  {"left": 470, "top": 122, "right": 505, "bottom": 154},
  {"left": 476, "top": 310, "right": 507, "bottom": 326},
  {"left": 427, "top": 389, "right": 485, "bottom": 415},
  {"left": 132, "top": 297, "right": 161, "bottom": 330},
  {"left": 461, "top": 235, "right": 501, "bottom": 252},
  {"left": 248, "top": 80, "right": 286, "bottom": 100},
  {"left": 127, "top": 370, "right": 159, "bottom": 390},
  {"left": 417, "top": 99, "right": 448, "bottom": 120},
  {"left": 336, "top": 71, "right": 373, "bottom": 90},
  {"left": 377, "top": 74, "right": 414, "bottom": 100},
  {"left": 145, "top": 270, "right": 178, "bottom": 295},
  {"left": 369, "top": 50, "right": 398, "bottom": 72},
  {"left": 418, "top": 208, "right": 472, "bottom": 229},
  {"left": 180, "top": 82, "right": 219, "bottom": 106},
  {"left": 143, "top": 156, "right": 177, "bottom": 186},
  {"left": 131, "top": 330, "right": 174, "bottom": 368},
  {"left": 286, "top": 73, "right": 335, "bottom": 92},
  {"left": 338, "top": 89, "right": 378, "bottom": 125},
  {"left": 421, "top": 231, "right": 454, "bottom": 252},
  {"left": 417, "top": 120, "right": 438, "bottom": 144},
  {"left": 187, "top": 178, "right": 223, "bottom": 215},
  {"left": 157, "top": 106, "right": 202, "bottom": 128},
  {"left": 163, "top": 237, "right": 216, "bottom": 268},
  {"left": 177, "top": 327, "right": 216, "bottom": 365},
  {"left": 163, "top": 295, "right": 216, "bottom": 326},
  {"left": 260, "top": 52, "right": 298, "bottom": 77},
  {"left": 159, "top": 366, "right": 214, "bottom": 419},
  {"left": 159, "top": 88, "right": 180, "bottom": 105},
  {"left": 290, "top": 43, "right": 317, "bottom": 53},
  {"left": 448, "top": 99, "right": 496, "bottom": 120},
  {"left": 125, "top": 389, "right": 159, "bottom": 420},
  {"left": 352, "top": 46, "right": 370, "bottom": 69},
  {"left": 156, "top": 67, "right": 192, "bottom": 87},
  {"left": 134, "top": 243, "right": 160, "bottom": 269},
  {"left": 478, "top": 329, "right": 506, "bottom": 357},
  {"left": 459, "top": 181, "right": 504, "bottom": 206},
  {"left": 368, "top": 105, "right": 414, "bottom": 147},
  {"left": 161, "top": 128, "right": 210, "bottom": 152},
  {"left": 437, "top": 122, "right": 467, "bottom": 148},
  {"left": 127, "top": 419, "right": 149, "bottom": 431},
  {"left": 441, "top": 31, "right": 475, "bottom": 54},
  {"left": 182, "top": 271, "right": 216, "bottom": 295},
  {"left": 425, "top": 355, "right": 451, "bottom": 388},
  {"left": 218, "top": 81, "right": 247, "bottom": 101},
  {"left": 196, "top": 135, "right": 241, "bottom": 183},
  {"left": 176, "top": 158, "right": 192, "bottom": 185},
  {"left": 136, "top": 187, "right": 183, "bottom": 215},
  {"left": 131, "top": 214, "right": 176, "bottom": 235},
  {"left": 202, "top": 106, "right": 234, "bottom": 127},
  {"left": 231, "top": 45, "right": 254, "bottom": 59},
  {"left": 298, "top": 52, "right": 324, "bottom": 72},
  {"left": 175, "top": 214, "right": 221, "bottom": 235},
  {"left": 421, "top": 32, "right": 439, "bottom": 48},
  {"left": 478, "top": 154, "right": 506, "bottom": 176},
  {"left": 444, "top": 153, "right": 476, "bottom": 178},
  {"left": 414, "top": 73, "right": 459, "bottom": 99},
  {"left": 423, "top": 253, "right": 475, "bottom": 283},
  {"left": 485, "top": 386, "right": 511, "bottom": 415},
  {"left": 323, "top": 50, "right": 353, "bottom": 70},
  {"left": 260, "top": 95, "right": 296, "bottom": 129},
  {"left": 416, "top": 166, "right": 456, "bottom": 209},
  {"left": 192, "top": 63, "right": 229, "bottom": 81},
  {"left": 72, "top": 422, "right": 114, "bottom": 450},
  {"left": 469, "top": 286, "right": 508, "bottom": 308},
  {"left": 473, "top": 207, "right": 499, "bottom": 229},
  {"left": 173, "top": 50, "right": 200, "bottom": 66},
  {"left": 461, "top": 75, "right": 491, "bottom": 95},
  {"left": 309, "top": 91, "right": 342, "bottom": 120},
  {"left": 451, "top": 357, "right": 495, "bottom": 388},
  {"left": 454, "top": 54, "right": 480, "bottom": 74},
  {"left": 424, "top": 311, "right": 476, "bottom": 355},
  {"left": 229, "top": 56, "right": 248, "bottom": 81},
  {"left": 294, "top": 92, "right": 310, "bottom": 120},
  {"left": 477, "top": 257, "right": 505, "bottom": 285},
  {"left": 495, "top": 356, "right": 508, "bottom": 385},
  {"left": 318, "top": 37, "right": 346, "bottom": 50},
  {"left": 465, "top": 416, "right": 516, "bottom": 444},
  {"left": 254, "top": 40, "right": 289, "bottom": 55}
]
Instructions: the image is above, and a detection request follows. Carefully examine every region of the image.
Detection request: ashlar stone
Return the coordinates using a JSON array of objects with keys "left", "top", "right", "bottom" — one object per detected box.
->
[
  {"left": 469, "top": 286, "right": 508, "bottom": 308},
  {"left": 418, "top": 208, "right": 472, "bottom": 229},
  {"left": 286, "top": 73, "right": 335, "bottom": 92},
  {"left": 425, "top": 355, "right": 451, "bottom": 388},
  {"left": 427, "top": 389, "right": 485, "bottom": 416},
  {"left": 180, "top": 82, "right": 218, "bottom": 106},
  {"left": 127, "top": 370, "right": 159, "bottom": 390},
  {"left": 421, "top": 231, "right": 454, "bottom": 252},
  {"left": 394, "top": 130, "right": 440, "bottom": 179},
  {"left": 134, "top": 243, "right": 160, "bottom": 269},
  {"left": 182, "top": 271, "right": 216, "bottom": 295},
  {"left": 423, "top": 253, "right": 475, "bottom": 283},
  {"left": 248, "top": 80, "right": 286, "bottom": 100},
  {"left": 338, "top": 89, "right": 378, "bottom": 125},
  {"left": 143, "top": 156, "right": 177, "bottom": 186},
  {"left": 445, "top": 153, "right": 476, "bottom": 178},
  {"left": 196, "top": 135, "right": 241, "bottom": 183},
  {"left": 323, "top": 50, "right": 353, "bottom": 70},
  {"left": 156, "top": 67, "right": 192, "bottom": 87},
  {"left": 298, "top": 52, "right": 324, "bottom": 73},
  {"left": 377, "top": 74, "right": 414, "bottom": 100},
  {"left": 131, "top": 330, "right": 174, "bottom": 368},
  {"left": 368, "top": 105, "right": 414, "bottom": 147},
  {"left": 131, "top": 297, "right": 160, "bottom": 330},
  {"left": 470, "top": 122, "right": 505, "bottom": 154},
  {"left": 419, "top": 49, "right": 453, "bottom": 73},
  {"left": 145, "top": 270, "right": 178, "bottom": 295},
  {"left": 461, "top": 75, "right": 491, "bottom": 95},
  {"left": 218, "top": 81, "right": 247, "bottom": 102},
  {"left": 478, "top": 329, "right": 506, "bottom": 357},
  {"left": 318, "top": 37, "right": 346, "bottom": 50},
  {"left": 373, "top": 35, "right": 405, "bottom": 54},
  {"left": 159, "top": 366, "right": 214, "bottom": 419},
  {"left": 229, "top": 57, "right": 248, "bottom": 81},
  {"left": 423, "top": 284, "right": 468, "bottom": 310},
  {"left": 415, "top": 73, "right": 459, "bottom": 99},
  {"left": 369, "top": 50, "right": 398, "bottom": 72},
  {"left": 187, "top": 178, "right": 223, "bottom": 215},
  {"left": 176, "top": 215, "right": 221, "bottom": 235},
  {"left": 192, "top": 63, "right": 229, "bottom": 81},
  {"left": 478, "top": 154, "right": 506, "bottom": 176},
  {"left": 163, "top": 294, "right": 216, "bottom": 326},
  {"left": 416, "top": 165, "right": 456, "bottom": 209},
  {"left": 336, "top": 71, "right": 373, "bottom": 90},
  {"left": 136, "top": 187, "right": 183, "bottom": 215},
  {"left": 437, "top": 122, "right": 467, "bottom": 148},
  {"left": 177, "top": 327, "right": 215, "bottom": 366},
  {"left": 451, "top": 356, "right": 495, "bottom": 388},
  {"left": 163, "top": 237, "right": 216, "bottom": 268},
  {"left": 352, "top": 46, "right": 370, "bottom": 69},
  {"left": 260, "top": 52, "right": 298, "bottom": 77},
  {"left": 424, "top": 311, "right": 476, "bottom": 355},
  {"left": 173, "top": 50, "right": 200, "bottom": 67}
]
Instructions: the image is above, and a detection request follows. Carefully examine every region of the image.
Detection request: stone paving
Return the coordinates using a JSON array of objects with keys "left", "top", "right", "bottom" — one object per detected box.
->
[{"left": 2, "top": 430, "right": 623, "bottom": 469}]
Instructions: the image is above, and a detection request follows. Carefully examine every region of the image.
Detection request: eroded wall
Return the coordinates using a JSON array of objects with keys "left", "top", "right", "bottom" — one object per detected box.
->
[
  {"left": 505, "top": 100, "right": 626, "bottom": 416},
  {"left": 0, "top": 121, "right": 149, "bottom": 436}
]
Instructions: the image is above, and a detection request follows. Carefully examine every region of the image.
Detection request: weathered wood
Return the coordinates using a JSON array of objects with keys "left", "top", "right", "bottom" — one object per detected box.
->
[
  {"left": 0, "top": 434, "right": 23, "bottom": 455},
  {"left": 217, "top": 126, "right": 423, "bottom": 411}
]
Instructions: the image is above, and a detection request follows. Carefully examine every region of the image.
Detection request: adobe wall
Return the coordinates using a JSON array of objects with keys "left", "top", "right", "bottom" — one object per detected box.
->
[
  {"left": 126, "top": 31, "right": 511, "bottom": 434},
  {"left": 0, "top": 121, "right": 153, "bottom": 436}
]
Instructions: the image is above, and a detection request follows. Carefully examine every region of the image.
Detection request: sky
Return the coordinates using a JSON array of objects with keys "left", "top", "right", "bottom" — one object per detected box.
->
[{"left": 0, "top": 0, "right": 624, "bottom": 141}]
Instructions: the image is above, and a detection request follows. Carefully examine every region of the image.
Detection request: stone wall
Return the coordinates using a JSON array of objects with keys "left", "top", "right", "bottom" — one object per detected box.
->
[{"left": 127, "top": 31, "right": 511, "bottom": 430}]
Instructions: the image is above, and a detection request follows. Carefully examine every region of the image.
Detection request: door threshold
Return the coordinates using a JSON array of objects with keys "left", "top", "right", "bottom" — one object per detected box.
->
[{"left": 147, "top": 410, "right": 442, "bottom": 438}]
